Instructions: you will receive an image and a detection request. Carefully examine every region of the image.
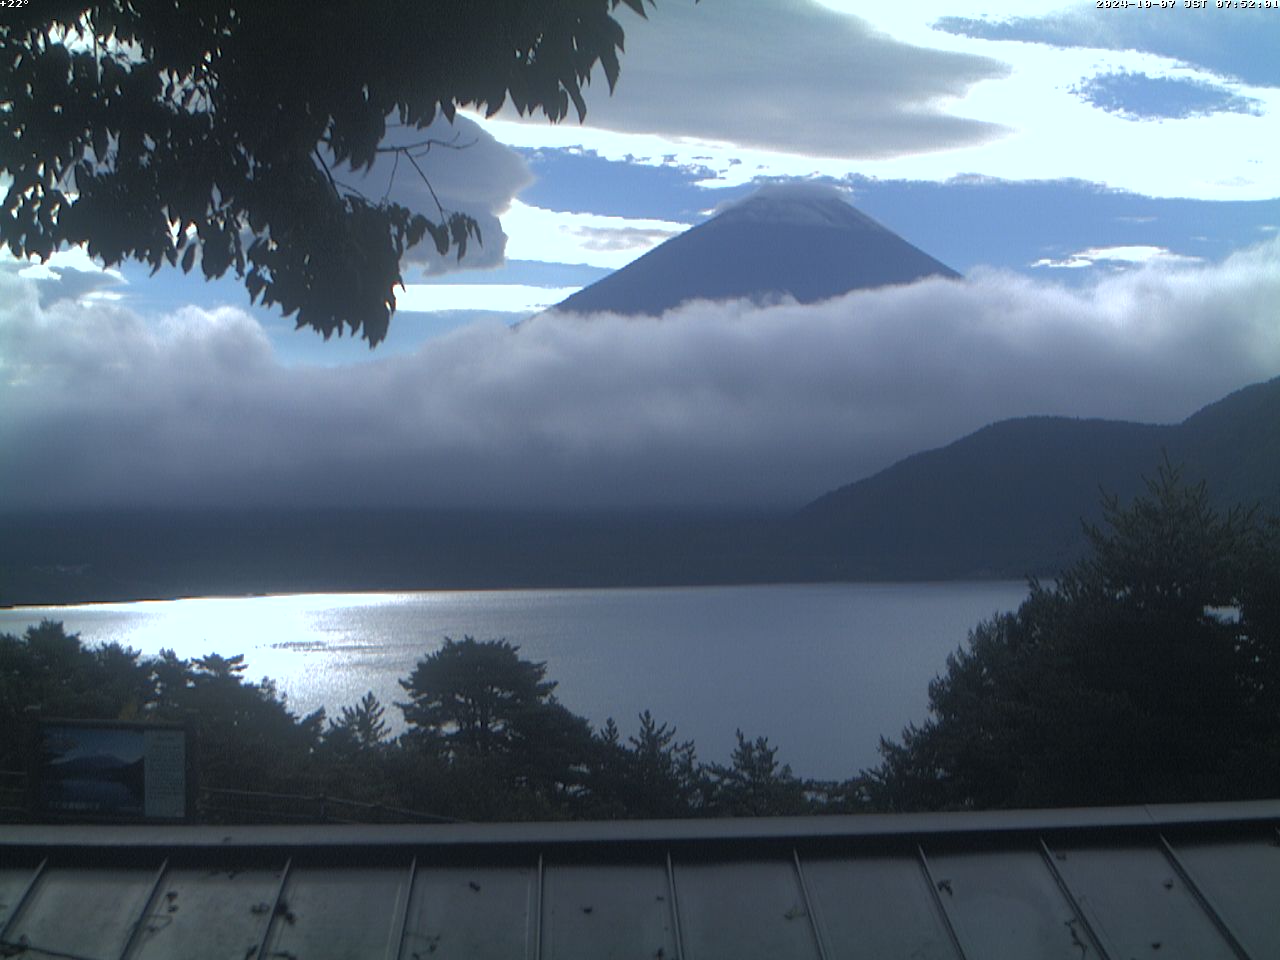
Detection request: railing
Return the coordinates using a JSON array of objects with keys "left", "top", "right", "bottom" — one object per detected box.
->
[
  {"left": 197, "top": 786, "right": 460, "bottom": 825},
  {"left": 0, "top": 769, "right": 28, "bottom": 821},
  {"left": 0, "top": 771, "right": 458, "bottom": 825}
]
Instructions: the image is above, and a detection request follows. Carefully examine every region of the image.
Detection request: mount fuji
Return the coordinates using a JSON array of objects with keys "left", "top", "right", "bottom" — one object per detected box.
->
[{"left": 551, "top": 184, "right": 959, "bottom": 316}]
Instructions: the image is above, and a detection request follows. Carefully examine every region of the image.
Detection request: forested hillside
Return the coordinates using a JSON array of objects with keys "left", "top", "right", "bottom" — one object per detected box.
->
[{"left": 795, "top": 375, "right": 1280, "bottom": 579}]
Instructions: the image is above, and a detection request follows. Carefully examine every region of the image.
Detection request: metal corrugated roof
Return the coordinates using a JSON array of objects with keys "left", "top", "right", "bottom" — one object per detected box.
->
[{"left": 2, "top": 800, "right": 1278, "bottom": 960}]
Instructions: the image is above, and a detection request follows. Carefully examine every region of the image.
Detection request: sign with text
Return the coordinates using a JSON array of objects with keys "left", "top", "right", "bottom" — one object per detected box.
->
[{"left": 33, "top": 720, "right": 193, "bottom": 822}]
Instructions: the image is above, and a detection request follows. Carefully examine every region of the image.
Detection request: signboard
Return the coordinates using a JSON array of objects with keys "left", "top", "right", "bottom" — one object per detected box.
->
[{"left": 32, "top": 719, "right": 194, "bottom": 822}]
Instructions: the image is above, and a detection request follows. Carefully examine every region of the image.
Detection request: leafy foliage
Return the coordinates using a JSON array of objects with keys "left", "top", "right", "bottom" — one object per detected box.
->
[
  {"left": 0, "top": 623, "right": 323, "bottom": 796},
  {"left": 867, "top": 461, "right": 1280, "bottom": 810},
  {"left": 398, "top": 636, "right": 557, "bottom": 758},
  {"left": 159, "top": 650, "right": 326, "bottom": 792},
  {"left": 2, "top": 622, "right": 844, "bottom": 822},
  {"left": 326, "top": 690, "right": 390, "bottom": 754},
  {"left": 10, "top": 465, "right": 1275, "bottom": 822},
  {"left": 706, "top": 730, "right": 806, "bottom": 816},
  {"left": 395, "top": 636, "right": 604, "bottom": 818},
  {"left": 589, "top": 711, "right": 704, "bottom": 817},
  {"left": 1, "top": 0, "right": 657, "bottom": 344},
  {"left": 0, "top": 620, "right": 152, "bottom": 770}
]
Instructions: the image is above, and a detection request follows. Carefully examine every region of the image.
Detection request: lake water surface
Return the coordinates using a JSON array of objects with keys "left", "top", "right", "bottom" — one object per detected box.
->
[{"left": 2, "top": 582, "right": 1029, "bottom": 778}]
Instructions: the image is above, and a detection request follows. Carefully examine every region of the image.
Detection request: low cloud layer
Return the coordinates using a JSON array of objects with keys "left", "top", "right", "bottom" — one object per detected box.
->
[{"left": 3, "top": 241, "right": 1279, "bottom": 512}]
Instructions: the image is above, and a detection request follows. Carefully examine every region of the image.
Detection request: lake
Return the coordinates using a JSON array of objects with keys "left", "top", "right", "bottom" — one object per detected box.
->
[{"left": 1, "top": 582, "right": 1029, "bottom": 779}]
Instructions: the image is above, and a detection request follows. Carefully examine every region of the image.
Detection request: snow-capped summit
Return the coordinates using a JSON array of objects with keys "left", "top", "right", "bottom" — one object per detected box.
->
[{"left": 551, "top": 184, "right": 959, "bottom": 316}]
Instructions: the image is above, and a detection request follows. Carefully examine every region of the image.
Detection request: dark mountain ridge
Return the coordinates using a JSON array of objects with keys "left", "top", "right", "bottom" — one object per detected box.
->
[
  {"left": 795, "top": 417, "right": 1171, "bottom": 579},
  {"left": 795, "top": 375, "right": 1280, "bottom": 579},
  {"left": 551, "top": 185, "right": 959, "bottom": 316}
]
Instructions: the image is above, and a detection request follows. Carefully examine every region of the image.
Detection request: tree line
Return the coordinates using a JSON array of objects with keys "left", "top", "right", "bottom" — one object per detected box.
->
[
  {"left": 869, "top": 460, "right": 1280, "bottom": 810},
  {"left": 1, "top": 625, "right": 835, "bottom": 822},
  {"left": 3, "top": 461, "right": 1277, "bottom": 821}
]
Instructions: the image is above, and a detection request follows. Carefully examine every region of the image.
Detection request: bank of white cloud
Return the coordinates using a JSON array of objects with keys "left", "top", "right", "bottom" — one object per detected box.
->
[{"left": 2, "top": 239, "right": 1278, "bottom": 511}]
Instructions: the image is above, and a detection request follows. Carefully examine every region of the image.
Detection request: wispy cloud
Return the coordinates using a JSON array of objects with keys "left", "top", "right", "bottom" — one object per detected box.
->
[
  {"left": 1032, "top": 246, "right": 1203, "bottom": 270},
  {"left": 501, "top": 201, "right": 687, "bottom": 269},
  {"left": 934, "top": 11, "right": 1280, "bottom": 88},
  {"left": 1071, "top": 70, "right": 1264, "bottom": 122},
  {"left": 396, "top": 284, "right": 582, "bottom": 314},
  {"left": 499, "top": 0, "right": 1008, "bottom": 160},
  {"left": 478, "top": 3, "right": 1279, "bottom": 203},
  {"left": 2, "top": 248, "right": 127, "bottom": 307}
]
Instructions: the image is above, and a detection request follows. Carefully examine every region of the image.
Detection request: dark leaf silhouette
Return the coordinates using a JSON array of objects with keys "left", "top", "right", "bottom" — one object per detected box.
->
[{"left": 0, "top": 0, "right": 660, "bottom": 345}]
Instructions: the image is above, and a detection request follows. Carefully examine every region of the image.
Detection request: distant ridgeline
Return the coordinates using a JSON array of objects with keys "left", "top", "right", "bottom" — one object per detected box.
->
[
  {"left": 794, "top": 374, "right": 1280, "bottom": 579},
  {"left": 3, "top": 376, "right": 1277, "bottom": 605}
]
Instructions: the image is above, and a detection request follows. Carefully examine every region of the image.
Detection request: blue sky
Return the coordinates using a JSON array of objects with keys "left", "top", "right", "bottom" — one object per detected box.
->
[{"left": 2, "top": 1, "right": 1279, "bottom": 511}]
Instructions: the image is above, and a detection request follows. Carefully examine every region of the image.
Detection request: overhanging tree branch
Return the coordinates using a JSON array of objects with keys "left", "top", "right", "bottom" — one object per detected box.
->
[{"left": 1, "top": 0, "right": 660, "bottom": 346}]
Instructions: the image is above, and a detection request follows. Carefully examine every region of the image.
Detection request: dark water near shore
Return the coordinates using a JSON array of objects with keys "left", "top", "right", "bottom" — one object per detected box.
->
[{"left": 2, "top": 581, "right": 1028, "bottom": 778}]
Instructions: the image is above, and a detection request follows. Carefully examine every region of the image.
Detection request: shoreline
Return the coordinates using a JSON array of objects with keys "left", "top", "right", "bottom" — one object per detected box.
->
[{"left": 0, "top": 572, "right": 1036, "bottom": 611}]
